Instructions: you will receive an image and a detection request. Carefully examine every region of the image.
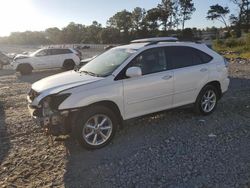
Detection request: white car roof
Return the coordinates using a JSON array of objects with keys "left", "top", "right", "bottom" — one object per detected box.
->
[
  {"left": 115, "top": 41, "right": 206, "bottom": 50},
  {"left": 115, "top": 43, "right": 149, "bottom": 50},
  {"left": 131, "top": 37, "right": 178, "bottom": 43}
]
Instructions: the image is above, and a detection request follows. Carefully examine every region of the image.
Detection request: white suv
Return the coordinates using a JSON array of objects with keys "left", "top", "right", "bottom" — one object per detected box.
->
[
  {"left": 27, "top": 37, "right": 230, "bottom": 149},
  {"left": 12, "top": 48, "right": 81, "bottom": 75}
]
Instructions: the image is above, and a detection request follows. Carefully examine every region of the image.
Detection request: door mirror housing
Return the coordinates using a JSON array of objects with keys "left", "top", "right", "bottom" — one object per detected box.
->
[{"left": 126, "top": 67, "right": 142, "bottom": 78}]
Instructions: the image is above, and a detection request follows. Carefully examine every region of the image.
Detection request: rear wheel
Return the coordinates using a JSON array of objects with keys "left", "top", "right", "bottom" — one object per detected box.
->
[
  {"left": 18, "top": 64, "right": 32, "bottom": 75},
  {"left": 63, "top": 59, "right": 75, "bottom": 70},
  {"left": 73, "top": 106, "right": 118, "bottom": 149},
  {"left": 194, "top": 85, "right": 219, "bottom": 115}
]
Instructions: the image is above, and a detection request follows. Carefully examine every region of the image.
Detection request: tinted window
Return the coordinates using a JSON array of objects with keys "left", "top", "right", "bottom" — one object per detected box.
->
[
  {"left": 50, "top": 49, "right": 72, "bottom": 55},
  {"left": 196, "top": 49, "right": 213, "bottom": 63},
  {"left": 61, "top": 49, "right": 73, "bottom": 54},
  {"left": 165, "top": 46, "right": 212, "bottom": 69},
  {"left": 129, "top": 48, "right": 167, "bottom": 75}
]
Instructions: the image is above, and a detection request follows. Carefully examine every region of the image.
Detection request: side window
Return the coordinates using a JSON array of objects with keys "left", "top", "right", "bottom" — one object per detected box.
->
[
  {"left": 50, "top": 49, "right": 58, "bottom": 55},
  {"left": 61, "top": 49, "right": 73, "bottom": 54},
  {"left": 129, "top": 48, "right": 167, "bottom": 75},
  {"left": 165, "top": 46, "right": 193, "bottom": 69},
  {"left": 165, "top": 46, "right": 212, "bottom": 69},
  {"left": 36, "top": 49, "right": 49, "bottom": 57},
  {"left": 50, "top": 49, "right": 73, "bottom": 55},
  {"left": 50, "top": 49, "right": 62, "bottom": 55}
]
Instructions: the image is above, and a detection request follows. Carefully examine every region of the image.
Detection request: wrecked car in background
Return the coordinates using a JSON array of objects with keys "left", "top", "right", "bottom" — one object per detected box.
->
[
  {"left": 11, "top": 48, "right": 81, "bottom": 75},
  {"left": 0, "top": 51, "right": 10, "bottom": 69}
]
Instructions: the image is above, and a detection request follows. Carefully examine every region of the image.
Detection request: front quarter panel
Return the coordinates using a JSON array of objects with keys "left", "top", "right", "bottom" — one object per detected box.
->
[{"left": 58, "top": 77, "right": 124, "bottom": 117}]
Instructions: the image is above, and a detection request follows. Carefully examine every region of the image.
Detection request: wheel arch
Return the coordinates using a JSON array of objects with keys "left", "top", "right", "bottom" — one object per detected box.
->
[
  {"left": 89, "top": 100, "right": 123, "bottom": 120},
  {"left": 204, "top": 81, "right": 222, "bottom": 99},
  {"left": 16, "top": 63, "right": 33, "bottom": 71},
  {"left": 70, "top": 100, "right": 124, "bottom": 126},
  {"left": 63, "top": 59, "right": 75, "bottom": 65}
]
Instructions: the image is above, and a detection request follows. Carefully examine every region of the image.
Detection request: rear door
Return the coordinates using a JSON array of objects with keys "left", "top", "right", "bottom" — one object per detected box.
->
[
  {"left": 165, "top": 46, "right": 212, "bottom": 107},
  {"left": 49, "top": 49, "right": 66, "bottom": 68}
]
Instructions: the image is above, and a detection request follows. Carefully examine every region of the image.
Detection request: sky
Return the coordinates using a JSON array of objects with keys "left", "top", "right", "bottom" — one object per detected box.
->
[{"left": 0, "top": 0, "right": 238, "bottom": 37}]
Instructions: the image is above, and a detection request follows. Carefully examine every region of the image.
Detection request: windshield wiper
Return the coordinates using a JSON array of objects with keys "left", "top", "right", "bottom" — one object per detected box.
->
[{"left": 79, "top": 70, "right": 102, "bottom": 77}]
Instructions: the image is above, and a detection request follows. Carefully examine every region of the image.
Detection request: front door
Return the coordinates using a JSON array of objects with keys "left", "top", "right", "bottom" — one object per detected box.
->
[
  {"left": 32, "top": 49, "right": 51, "bottom": 69},
  {"left": 122, "top": 47, "right": 174, "bottom": 119}
]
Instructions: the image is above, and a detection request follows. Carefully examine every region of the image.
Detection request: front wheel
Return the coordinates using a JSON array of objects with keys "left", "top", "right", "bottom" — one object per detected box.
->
[
  {"left": 73, "top": 106, "right": 118, "bottom": 149},
  {"left": 194, "top": 85, "right": 219, "bottom": 115},
  {"left": 63, "top": 59, "right": 75, "bottom": 70},
  {"left": 18, "top": 64, "right": 32, "bottom": 75}
]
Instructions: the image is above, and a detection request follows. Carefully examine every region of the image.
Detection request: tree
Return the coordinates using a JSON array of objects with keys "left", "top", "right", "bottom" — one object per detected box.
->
[
  {"left": 157, "top": 0, "right": 173, "bottom": 31},
  {"left": 61, "top": 22, "right": 86, "bottom": 43},
  {"left": 45, "top": 27, "right": 62, "bottom": 44},
  {"left": 83, "top": 21, "right": 102, "bottom": 43},
  {"left": 230, "top": 0, "right": 250, "bottom": 35},
  {"left": 145, "top": 8, "right": 161, "bottom": 32},
  {"left": 107, "top": 10, "right": 133, "bottom": 42},
  {"left": 179, "top": 0, "right": 196, "bottom": 30},
  {"left": 100, "top": 27, "right": 121, "bottom": 44},
  {"left": 181, "top": 28, "right": 194, "bottom": 40},
  {"left": 131, "top": 7, "right": 146, "bottom": 31},
  {"left": 207, "top": 4, "right": 230, "bottom": 28},
  {"left": 171, "top": 0, "right": 181, "bottom": 29}
]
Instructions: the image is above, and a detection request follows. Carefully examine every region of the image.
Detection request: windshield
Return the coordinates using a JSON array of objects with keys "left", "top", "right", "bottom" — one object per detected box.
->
[{"left": 79, "top": 48, "right": 136, "bottom": 77}]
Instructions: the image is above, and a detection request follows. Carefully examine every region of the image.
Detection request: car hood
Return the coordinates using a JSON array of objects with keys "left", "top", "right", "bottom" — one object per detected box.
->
[
  {"left": 32, "top": 70, "right": 104, "bottom": 94},
  {"left": 14, "top": 54, "right": 30, "bottom": 60}
]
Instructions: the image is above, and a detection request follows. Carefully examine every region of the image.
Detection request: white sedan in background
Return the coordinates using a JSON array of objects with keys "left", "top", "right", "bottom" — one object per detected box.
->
[{"left": 11, "top": 48, "right": 81, "bottom": 75}]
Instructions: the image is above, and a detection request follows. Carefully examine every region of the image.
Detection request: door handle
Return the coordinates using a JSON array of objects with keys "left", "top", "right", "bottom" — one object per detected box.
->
[
  {"left": 162, "top": 75, "right": 173, "bottom": 80},
  {"left": 200, "top": 68, "right": 208, "bottom": 72}
]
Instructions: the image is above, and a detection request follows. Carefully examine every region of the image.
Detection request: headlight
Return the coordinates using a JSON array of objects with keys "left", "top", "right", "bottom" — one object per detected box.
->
[{"left": 41, "top": 94, "right": 71, "bottom": 110}]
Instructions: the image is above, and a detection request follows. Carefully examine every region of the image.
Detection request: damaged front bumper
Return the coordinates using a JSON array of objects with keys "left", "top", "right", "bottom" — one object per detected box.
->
[{"left": 28, "top": 104, "right": 71, "bottom": 136}]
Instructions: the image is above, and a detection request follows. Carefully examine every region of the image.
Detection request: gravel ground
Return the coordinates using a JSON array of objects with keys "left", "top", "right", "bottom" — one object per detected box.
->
[{"left": 0, "top": 61, "right": 250, "bottom": 188}]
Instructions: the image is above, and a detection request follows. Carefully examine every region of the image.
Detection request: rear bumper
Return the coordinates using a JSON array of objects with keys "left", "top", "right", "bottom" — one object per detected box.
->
[{"left": 221, "top": 77, "right": 230, "bottom": 93}]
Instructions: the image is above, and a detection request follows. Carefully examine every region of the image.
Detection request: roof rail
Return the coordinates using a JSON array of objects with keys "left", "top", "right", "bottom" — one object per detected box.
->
[{"left": 130, "top": 37, "right": 178, "bottom": 45}]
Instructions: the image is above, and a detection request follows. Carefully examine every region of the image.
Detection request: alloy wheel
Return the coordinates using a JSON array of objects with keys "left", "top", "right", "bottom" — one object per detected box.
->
[
  {"left": 82, "top": 114, "right": 113, "bottom": 146},
  {"left": 201, "top": 90, "right": 217, "bottom": 113}
]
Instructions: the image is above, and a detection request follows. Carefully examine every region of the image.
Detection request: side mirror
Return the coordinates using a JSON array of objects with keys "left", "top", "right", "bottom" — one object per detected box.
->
[{"left": 126, "top": 67, "right": 142, "bottom": 78}]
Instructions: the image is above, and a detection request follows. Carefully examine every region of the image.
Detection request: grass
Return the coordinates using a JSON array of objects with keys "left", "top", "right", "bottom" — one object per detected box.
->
[{"left": 213, "top": 33, "right": 250, "bottom": 59}]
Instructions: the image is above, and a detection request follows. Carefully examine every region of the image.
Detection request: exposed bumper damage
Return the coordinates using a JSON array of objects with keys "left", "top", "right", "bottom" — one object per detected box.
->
[
  {"left": 27, "top": 90, "right": 73, "bottom": 136},
  {"left": 28, "top": 104, "right": 71, "bottom": 136}
]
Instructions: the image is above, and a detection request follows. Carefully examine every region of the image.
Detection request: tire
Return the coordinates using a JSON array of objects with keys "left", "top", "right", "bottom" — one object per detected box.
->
[
  {"left": 18, "top": 64, "right": 32, "bottom": 75},
  {"left": 73, "top": 105, "right": 118, "bottom": 149},
  {"left": 194, "top": 85, "right": 219, "bottom": 115},
  {"left": 63, "top": 59, "right": 75, "bottom": 70}
]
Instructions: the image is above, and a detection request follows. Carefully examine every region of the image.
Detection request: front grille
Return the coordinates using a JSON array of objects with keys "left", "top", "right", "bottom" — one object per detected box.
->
[{"left": 28, "top": 89, "right": 39, "bottom": 101}]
